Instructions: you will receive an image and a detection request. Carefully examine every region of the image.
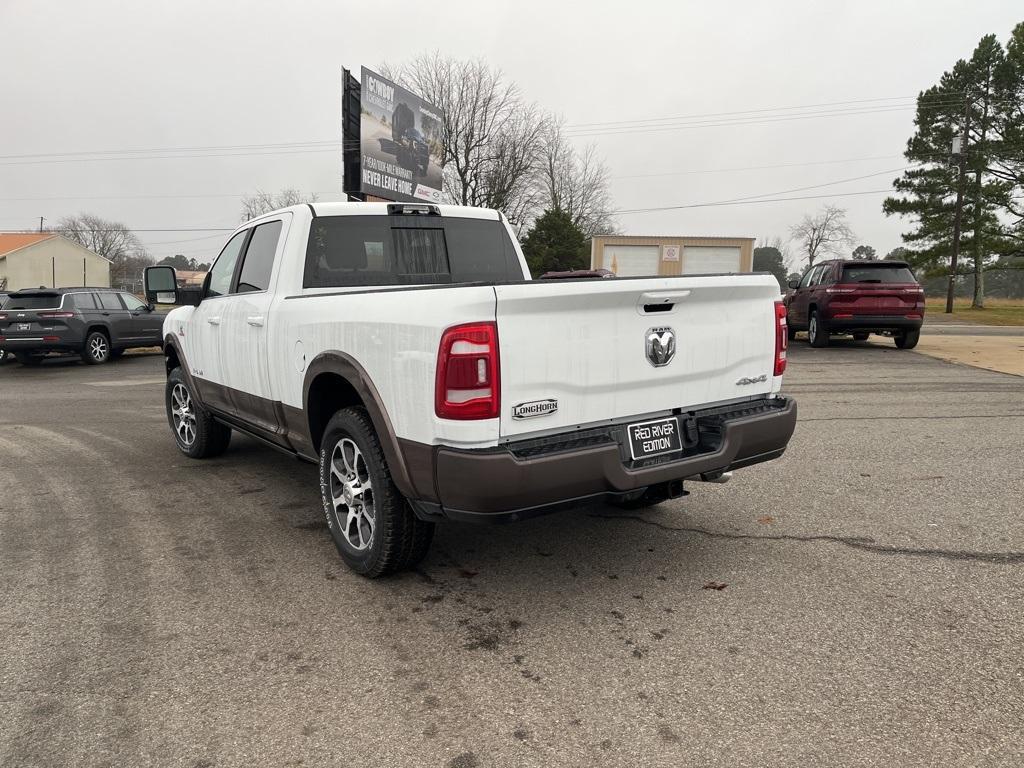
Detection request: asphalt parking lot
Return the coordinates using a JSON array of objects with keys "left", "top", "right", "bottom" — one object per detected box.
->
[{"left": 1, "top": 343, "right": 1022, "bottom": 768}]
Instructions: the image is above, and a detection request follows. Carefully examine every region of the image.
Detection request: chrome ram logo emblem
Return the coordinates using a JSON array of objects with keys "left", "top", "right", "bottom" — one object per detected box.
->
[{"left": 645, "top": 327, "right": 676, "bottom": 367}]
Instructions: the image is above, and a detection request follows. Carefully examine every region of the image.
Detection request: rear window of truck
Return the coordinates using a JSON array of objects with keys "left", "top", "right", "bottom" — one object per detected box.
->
[
  {"left": 303, "top": 215, "right": 522, "bottom": 288},
  {"left": 841, "top": 264, "right": 917, "bottom": 283}
]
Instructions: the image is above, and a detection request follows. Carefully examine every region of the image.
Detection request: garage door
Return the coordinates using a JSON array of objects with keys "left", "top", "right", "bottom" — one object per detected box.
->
[
  {"left": 683, "top": 246, "right": 741, "bottom": 274},
  {"left": 601, "top": 245, "right": 659, "bottom": 277}
]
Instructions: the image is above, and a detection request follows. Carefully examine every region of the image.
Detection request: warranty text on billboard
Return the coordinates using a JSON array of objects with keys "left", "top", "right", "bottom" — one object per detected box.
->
[{"left": 359, "top": 68, "right": 444, "bottom": 204}]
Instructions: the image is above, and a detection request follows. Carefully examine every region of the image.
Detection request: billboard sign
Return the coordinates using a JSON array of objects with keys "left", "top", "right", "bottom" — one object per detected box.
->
[{"left": 357, "top": 67, "right": 444, "bottom": 203}]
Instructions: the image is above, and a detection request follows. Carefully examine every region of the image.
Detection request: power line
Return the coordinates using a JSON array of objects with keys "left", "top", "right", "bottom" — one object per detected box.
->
[
  {"left": 612, "top": 166, "right": 910, "bottom": 215},
  {"left": 613, "top": 188, "right": 893, "bottom": 215},
  {"left": 610, "top": 154, "right": 905, "bottom": 180},
  {"left": 565, "top": 95, "right": 920, "bottom": 129},
  {"left": 564, "top": 104, "right": 921, "bottom": 139}
]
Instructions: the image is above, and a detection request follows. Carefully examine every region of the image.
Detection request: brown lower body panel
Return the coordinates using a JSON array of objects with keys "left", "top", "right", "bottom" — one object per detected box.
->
[{"left": 425, "top": 397, "right": 797, "bottom": 521}]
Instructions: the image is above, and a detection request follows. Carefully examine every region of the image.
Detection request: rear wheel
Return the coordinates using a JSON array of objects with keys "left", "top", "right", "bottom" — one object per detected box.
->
[
  {"left": 894, "top": 328, "right": 920, "bottom": 349},
  {"left": 166, "top": 368, "right": 231, "bottom": 458},
  {"left": 808, "top": 310, "right": 829, "bottom": 348},
  {"left": 852, "top": 332, "right": 869, "bottom": 341},
  {"left": 319, "top": 407, "right": 434, "bottom": 577},
  {"left": 0, "top": 348, "right": 8, "bottom": 364},
  {"left": 81, "top": 331, "right": 111, "bottom": 364}
]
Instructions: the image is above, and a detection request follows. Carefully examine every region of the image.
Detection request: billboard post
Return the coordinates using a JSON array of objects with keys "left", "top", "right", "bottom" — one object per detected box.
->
[{"left": 342, "top": 67, "right": 444, "bottom": 204}]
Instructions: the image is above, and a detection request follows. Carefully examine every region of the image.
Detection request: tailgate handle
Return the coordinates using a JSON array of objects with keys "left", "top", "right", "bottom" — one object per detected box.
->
[{"left": 639, "top": 290, "right": 690, "bottom": 314}]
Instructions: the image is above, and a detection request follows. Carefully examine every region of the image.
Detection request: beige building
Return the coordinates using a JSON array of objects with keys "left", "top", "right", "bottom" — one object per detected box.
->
[
  {"left": 591, "top": 235, "right": 755, "bottom": 277},
  {"left": 0, "top": 233, "right": 111, "bottom": 291}
]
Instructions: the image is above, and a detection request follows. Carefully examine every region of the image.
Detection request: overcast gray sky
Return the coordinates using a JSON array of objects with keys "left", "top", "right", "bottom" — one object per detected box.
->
[{"left": 1, "top": 0, "right": 1021, "bottom": 270}]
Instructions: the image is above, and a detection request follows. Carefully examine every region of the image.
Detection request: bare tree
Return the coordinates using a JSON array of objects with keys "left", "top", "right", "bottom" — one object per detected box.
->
[
  {"left": 240, "top": 188, "right": 318, "bottom": 221},
  {"left": 539, "top": 120, "right": 618, "bottom": 236},
  {"left": 53, "top": 213, "right": 151, "bottom": 288},
  {"left": 382, "top": 54, "right": 549, "bottom": 230},
  {"left": 789, "top": 205, "right": 855, "bottom": 267}
]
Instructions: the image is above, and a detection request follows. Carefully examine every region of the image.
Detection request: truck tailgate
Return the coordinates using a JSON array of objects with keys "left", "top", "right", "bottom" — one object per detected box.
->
[{"left": 494, "top": 275, "right": 782, "bottom": 439}]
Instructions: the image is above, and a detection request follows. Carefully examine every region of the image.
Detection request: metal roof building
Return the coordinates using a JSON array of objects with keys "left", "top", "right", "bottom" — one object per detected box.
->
[{"left": 0, "top": 233, "right": 111, "bottom": 291}]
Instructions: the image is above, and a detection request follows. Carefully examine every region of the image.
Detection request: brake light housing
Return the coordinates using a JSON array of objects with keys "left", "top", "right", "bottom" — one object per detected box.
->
[
  {"left": 39, "top": 311, "right": 74, "bottom": 318},
  {"left": 774, "top": 301, "right": 787, "bottom": 377},
  {"left": 435, "top": 322, "right": 500, "bottom": 420}
]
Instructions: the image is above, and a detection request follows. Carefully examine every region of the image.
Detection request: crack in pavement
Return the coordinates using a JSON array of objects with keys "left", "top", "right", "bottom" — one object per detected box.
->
[{"left": 588, "top": 513, "right": 1024, "bottom": 565}]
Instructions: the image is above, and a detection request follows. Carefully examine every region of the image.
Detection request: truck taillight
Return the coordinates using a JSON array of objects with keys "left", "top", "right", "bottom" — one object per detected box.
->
[
  {"left": 435, "top": 322, "right": 500, "bottom": 420},
  {"left": 774, "top": 301, "right": 787, "bottom": 377}
]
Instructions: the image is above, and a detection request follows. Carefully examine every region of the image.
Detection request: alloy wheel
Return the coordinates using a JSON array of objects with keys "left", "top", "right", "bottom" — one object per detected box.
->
[
  {"left": 90, "top": 335, "right": 109, "bottom": 361},
  {"left": 328, "top": 437, "right": 375, "bottom": 551},
  {"left": 171, "top": 383, "right": 197, "bottom": 446},
  {"left": 809, "top": 315, "right": 818, "bottom": 344}
]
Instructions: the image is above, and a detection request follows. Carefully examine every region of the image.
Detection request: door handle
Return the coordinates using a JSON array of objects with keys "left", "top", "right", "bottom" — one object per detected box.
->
[
  {"left": 246, "top": 316, "right": 265, "bottom": 327},
  {"left": 207, "top": 316, "right": 221, "bottom": 325}
]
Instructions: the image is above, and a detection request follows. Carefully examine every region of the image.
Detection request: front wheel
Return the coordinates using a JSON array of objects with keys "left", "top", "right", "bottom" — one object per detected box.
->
[
  {"left": 808, "top": 311, "right": 829, "bottom": 348},
  {"left": 319, "top": 407, "right": 434, "bottom": 577},
  {"left": 894, "top": 328, "right": 920, "bottom": 349},
  {"left": 166, "top": 368, "right": 231, "bottom": 458}
]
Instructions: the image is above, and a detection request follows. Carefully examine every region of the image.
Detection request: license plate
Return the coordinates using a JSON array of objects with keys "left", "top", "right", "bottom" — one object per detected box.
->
[
  {"left": 17, "top": 323, "right": 31, "bottom": 331},
  {"left": 627, "top": 416, "right": 682, "bottom": 460}
]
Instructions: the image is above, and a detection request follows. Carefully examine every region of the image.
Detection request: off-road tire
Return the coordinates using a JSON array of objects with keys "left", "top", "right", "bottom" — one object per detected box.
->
[
  {"left": 318, "top": 407, "right": 434, "bottom": 577},
  {"left": 166, "top": 367, "right": 231, "bottom": 458},
  {"left": 81, "top": 330, "right": 111, "bottom": 364},
  {"left": 808, "top": 310, "right": 829, "bottom": 348},
  {"left": 895, "top": 328, "right": 920, "bottom": 349},
  {"left": 14, "top": 352, "right": 44, "bottom": 366},
  {"left": 852, "top": 332, "right": 869, "bottom": 341}
]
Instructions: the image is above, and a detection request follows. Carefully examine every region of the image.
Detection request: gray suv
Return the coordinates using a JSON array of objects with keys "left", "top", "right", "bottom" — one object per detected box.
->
[{"left": 0, "top": 287, "right": 163, "bottom": 366}]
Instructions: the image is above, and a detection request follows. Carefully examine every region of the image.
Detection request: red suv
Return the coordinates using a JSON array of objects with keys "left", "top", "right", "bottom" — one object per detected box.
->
[{"left": 784, "top": 260, "right": 925, "bottom": 349}]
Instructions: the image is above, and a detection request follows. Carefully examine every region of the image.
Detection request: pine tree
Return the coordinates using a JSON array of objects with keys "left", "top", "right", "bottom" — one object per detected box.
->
[
  {"left": 521, "top": 209, "right": 590, "bottom": 276},
  {"left": 884, "top": 34, "right": 1014, "bottom": 308}
]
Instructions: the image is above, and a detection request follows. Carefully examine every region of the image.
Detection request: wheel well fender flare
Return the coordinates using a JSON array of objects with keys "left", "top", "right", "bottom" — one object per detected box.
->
[{"left": 302, "top": 351, "right": 416, "bottom": 499}]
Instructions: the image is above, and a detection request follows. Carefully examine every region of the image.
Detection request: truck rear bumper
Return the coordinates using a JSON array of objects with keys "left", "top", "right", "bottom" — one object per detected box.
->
[{"left": 413, "top": 396, "right": 797, "bottom": 523}]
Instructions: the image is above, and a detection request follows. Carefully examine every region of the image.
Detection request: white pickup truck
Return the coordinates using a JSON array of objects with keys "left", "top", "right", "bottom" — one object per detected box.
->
[{"left": 144, "top": 202, "right": 796, "bottom": 577}]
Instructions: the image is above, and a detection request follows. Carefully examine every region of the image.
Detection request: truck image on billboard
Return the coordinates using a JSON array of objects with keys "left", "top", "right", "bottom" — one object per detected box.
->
[{"left": 358, "top": 67, "right": 444, "bottom": 203}]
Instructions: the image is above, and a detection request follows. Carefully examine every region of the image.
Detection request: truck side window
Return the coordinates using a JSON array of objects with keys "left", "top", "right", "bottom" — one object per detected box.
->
[
  {"left": 207, "top": 231, "right": 249, "bottom": 298},
  {"left": 235, "top": 220, "right": 283, "bottom": 293}
]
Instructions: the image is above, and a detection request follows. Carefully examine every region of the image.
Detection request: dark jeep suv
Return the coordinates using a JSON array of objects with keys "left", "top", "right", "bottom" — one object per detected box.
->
[
  {"left": 0, "top": 287, "right": 163, "bottom": 366},
  {"left": 784, "top": 260, "right": 925, "bottom": 349}
]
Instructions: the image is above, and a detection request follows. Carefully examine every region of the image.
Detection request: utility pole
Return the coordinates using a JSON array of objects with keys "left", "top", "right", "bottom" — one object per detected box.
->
[
  {"left": 38, "top": 216, "right": 45, "bottom": 233},
  {"left": 946, "top": 100, "right": 971, "bottom": 314}
]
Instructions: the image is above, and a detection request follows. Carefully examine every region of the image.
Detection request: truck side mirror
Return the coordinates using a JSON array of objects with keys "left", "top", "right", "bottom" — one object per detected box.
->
[{"left": 145, "top": 265, "right": 179, "bottom": 305}]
